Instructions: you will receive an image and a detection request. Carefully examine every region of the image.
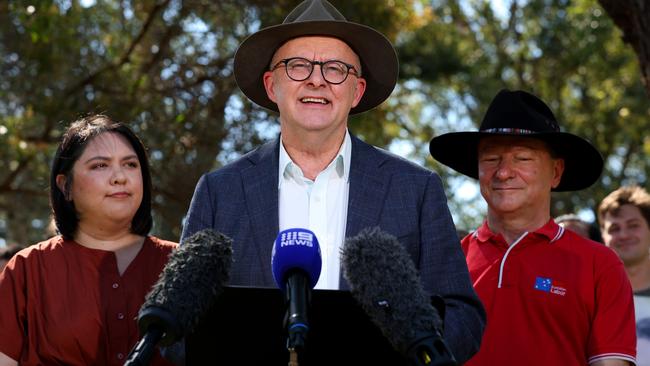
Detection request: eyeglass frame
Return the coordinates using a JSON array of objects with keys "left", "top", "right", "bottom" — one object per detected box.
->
[{"left": 270, "top": 57, "right": 361, "bottom": 85}]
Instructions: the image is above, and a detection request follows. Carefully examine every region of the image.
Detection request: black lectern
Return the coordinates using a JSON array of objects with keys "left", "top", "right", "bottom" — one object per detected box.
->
[{"left": 186, "top": 286, "right": 407, "bottom": 365}]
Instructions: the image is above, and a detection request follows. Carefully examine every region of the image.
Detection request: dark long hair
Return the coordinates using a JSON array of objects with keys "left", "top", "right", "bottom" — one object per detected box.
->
[{"left": 50, "top": 115, "right": 153, "bottom": 240}]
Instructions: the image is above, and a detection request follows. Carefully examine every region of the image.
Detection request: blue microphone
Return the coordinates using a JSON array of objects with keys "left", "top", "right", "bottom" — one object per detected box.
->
[{"left": 271, "top": 228, "right": 322, "bottom": 351}]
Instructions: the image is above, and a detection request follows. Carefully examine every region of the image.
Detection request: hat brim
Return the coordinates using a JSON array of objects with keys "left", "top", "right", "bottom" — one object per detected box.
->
[
  {"left": 429, "top": 132, "right": 603, "bottom": 192},
  {"left": 234, "top": 20, "right": 398, "bottom": 115}
]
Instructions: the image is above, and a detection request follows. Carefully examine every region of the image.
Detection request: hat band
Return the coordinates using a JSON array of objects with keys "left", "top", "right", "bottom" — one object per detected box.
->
[{"left": 482, "top": 128, "right": 536, "bottom": 134}]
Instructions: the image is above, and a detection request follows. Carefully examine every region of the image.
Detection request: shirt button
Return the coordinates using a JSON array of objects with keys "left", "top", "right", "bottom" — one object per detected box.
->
[
  {"left": 117, "top": 313, "right": 125, "bottom": 320},
  {"left": 117, "top": 353, "right": 124, "bottom": 360},
  {"left": 112, "top": 283, "right": 119, "bottom": 289}
]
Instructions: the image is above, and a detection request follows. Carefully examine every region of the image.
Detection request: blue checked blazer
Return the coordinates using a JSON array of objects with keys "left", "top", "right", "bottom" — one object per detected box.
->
[{"left": 180, "top": 134, "right": 485, "bottom": 363}]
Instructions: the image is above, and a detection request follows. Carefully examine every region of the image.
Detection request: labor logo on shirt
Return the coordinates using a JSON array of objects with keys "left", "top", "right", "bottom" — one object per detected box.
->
[{"left": 534, "top": 276, "right": 567, "bottom": 296}]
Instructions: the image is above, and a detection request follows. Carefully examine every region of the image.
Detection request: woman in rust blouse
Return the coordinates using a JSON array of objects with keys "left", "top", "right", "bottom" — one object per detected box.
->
[{"left": 0, "top": 115, "right": 177, "bottom": 366}]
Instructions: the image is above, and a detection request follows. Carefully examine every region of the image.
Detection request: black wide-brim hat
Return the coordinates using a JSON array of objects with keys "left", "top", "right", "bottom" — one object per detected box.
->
[
  {"left": 429, "top": 89, "right": 603, "bottom": 191},
  {"left": 234, "top": 0, "right": 398, "bottom": 115}
]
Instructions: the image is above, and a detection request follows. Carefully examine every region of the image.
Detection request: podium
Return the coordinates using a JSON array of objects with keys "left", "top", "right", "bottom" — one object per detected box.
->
[{"left": 186, "top": 286, "right": 407, "bottom": 365}]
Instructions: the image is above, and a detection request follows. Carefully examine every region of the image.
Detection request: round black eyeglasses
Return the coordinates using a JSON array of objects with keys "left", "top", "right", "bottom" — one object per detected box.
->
[{"left": 270, "top": 57, "right": 360, "bottom": 85}]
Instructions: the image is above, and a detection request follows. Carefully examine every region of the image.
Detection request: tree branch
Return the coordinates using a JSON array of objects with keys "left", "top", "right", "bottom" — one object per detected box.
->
[
  {"left": 598, "top": 0, "right": 650, "bottom": 95},
  {"left": 0, "top": 157, "right": 34, "bottom": 192},
  {"left": 64, "top": 0, "right": 172, "bottom": 98}
]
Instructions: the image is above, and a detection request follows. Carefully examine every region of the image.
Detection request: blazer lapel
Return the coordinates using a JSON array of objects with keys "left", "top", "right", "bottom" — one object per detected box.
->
[
  {"left": 346, "top": 135, "right": 391, "bottom": 237},
  {"left": 341, "top": 135, "right": 391, "bottom": 289},
  {"left": 240, "top": 139, "right": 280, "bottom": 287}
]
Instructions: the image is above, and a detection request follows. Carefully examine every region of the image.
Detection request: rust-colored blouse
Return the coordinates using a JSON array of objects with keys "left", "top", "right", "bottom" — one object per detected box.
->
[{"left": 0, "top": 235, "right": 177, "bottom": 366}]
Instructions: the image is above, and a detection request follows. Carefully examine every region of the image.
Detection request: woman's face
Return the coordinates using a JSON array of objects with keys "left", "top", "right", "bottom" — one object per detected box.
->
[{"left": 57, "top": 132, "right": 143, "bottom": 231}]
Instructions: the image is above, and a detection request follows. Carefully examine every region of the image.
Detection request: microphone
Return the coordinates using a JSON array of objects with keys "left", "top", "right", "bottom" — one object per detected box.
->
[
  {"left": 271, "top": 228, "right": 322, "bottom": 351},
  {"left": 124, "top": 229, "right": 233, "bottom": 366},
  {"left": 341, "top": 227, "right": 457, "bottom": 366}
]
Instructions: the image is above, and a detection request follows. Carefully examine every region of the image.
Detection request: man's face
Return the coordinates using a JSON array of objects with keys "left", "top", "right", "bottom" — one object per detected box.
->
[
  {"left": 478, "top": 136, "right": 564, "bottom": 217},
  {"left": 601, "top": 204, "right": 650, "bottom": 266},
  {"left": 263, "top": 36, "right": 366, "bottom": 137}
]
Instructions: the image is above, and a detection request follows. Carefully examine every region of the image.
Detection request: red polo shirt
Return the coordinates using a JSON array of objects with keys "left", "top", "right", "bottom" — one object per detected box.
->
[
  {"left": 462, "top": 220, "right": 636, "bottom": 365},
  {"left": 0, "top": 236, "right": 176, "bottom": 366}
]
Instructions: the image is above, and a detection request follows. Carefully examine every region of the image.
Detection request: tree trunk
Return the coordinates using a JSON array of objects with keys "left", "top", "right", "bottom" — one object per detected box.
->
[{"left": 599, "top": 0, "right": 650, "bottom": 95}]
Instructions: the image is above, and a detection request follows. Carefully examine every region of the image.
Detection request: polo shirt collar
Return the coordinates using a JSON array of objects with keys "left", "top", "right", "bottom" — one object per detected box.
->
[{"left": 474, "top": 219, "right": 564, "bottom": 244}]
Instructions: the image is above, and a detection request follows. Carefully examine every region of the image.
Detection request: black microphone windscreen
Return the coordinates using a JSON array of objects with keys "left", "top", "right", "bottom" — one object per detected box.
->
[
  {"left": 341, "top": 227, "right": 442, "bottom": 354},
  {"left": 139, "top": 229, "right": 232, "bottom": 344}
]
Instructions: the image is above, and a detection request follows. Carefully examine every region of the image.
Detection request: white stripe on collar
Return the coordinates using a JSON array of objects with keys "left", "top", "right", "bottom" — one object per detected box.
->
[
  {"left": 497, "top": 231, "right": 529, "bottom": 289},
  {"left": 550, "top": 225, "right": 564, "bottom": 243}
]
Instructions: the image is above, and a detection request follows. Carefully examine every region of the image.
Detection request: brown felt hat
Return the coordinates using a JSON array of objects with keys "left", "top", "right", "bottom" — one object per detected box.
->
[{"left": 234, "top": 0, "right": 398, "bottom": 115}]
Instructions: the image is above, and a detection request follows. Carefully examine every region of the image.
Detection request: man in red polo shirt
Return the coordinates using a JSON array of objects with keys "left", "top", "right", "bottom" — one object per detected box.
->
[{"left": 429, "top": 89, "right": 636, "bottom": 365}]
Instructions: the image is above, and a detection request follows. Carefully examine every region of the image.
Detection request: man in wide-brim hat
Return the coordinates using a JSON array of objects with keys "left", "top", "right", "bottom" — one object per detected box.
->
[
  {"left": 180, "top": 0, "right": 485, "bottom": 363},
  {"left": 430, "top": 89, "right": 636, "bottom": 366}
]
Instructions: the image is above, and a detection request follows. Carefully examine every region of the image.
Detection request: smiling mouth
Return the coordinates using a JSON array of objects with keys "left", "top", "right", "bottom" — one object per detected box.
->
[
  {"left": 300, "top": 97, "right": 330, "bottom": 105},
  {"left": 616, "top": 242, "right": 637, "bottom": 249},
  {"left": 493, "top": 187, "right": 516, "bottom": 191}
]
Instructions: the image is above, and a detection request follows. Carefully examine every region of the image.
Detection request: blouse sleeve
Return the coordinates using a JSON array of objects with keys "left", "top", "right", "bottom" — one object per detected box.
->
[{"left": 0, "top": 254, "right": 27, "bottom": 361}]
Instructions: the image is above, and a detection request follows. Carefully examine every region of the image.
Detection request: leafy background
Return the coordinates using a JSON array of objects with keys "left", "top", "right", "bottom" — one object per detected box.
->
[{"left": 0, "top": 0, "right": 647, "bottom": 246}]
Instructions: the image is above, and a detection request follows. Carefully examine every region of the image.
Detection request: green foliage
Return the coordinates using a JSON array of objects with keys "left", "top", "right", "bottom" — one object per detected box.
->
[
  {"left": 393, "top": 0, "right": 648, "bottom": 230},
  {"left": 0, "top": 0, "right": 647, "bottom": 244}
]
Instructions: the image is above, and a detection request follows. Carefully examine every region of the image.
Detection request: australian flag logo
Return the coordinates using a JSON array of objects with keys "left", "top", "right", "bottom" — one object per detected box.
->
[{"left": 534, "top": 276, "right": 567, "bottom": 296}]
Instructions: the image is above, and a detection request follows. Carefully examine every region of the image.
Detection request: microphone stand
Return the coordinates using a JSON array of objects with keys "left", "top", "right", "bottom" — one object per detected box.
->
[
  {"left": 406, "top": 330, "right": 457, "bottom": 366},
  {"left": 124, "top": 325, "right": 163, "bottom": 366},
  {"left": 283, "top": 272, "right": 311, "bottom": 366},
  {"left": 288, "top": 349, "right": 299, "bottom": 366},
  {"left": 402, "top": 295, "right": 457, "bottom": 366},
  {"left": 405, "top": 295, "right": 456, "bottom": 366},
  {"left": 124, "top": 307, "right": 181, "bottom": 366}
]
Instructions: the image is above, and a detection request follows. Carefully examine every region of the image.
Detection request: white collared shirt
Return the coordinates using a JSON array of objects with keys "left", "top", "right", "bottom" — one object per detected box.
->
[{"left": 278, "top": 131, "right": 351, "bottom": 290}]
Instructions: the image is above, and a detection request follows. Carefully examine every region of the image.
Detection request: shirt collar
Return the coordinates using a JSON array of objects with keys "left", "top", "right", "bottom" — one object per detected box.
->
[
  {"left": 474, "top": 219, "right": 563, "bottom": 244},
  {"left": 278, "top": 130, "right": 351, "bottom": 188}
]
